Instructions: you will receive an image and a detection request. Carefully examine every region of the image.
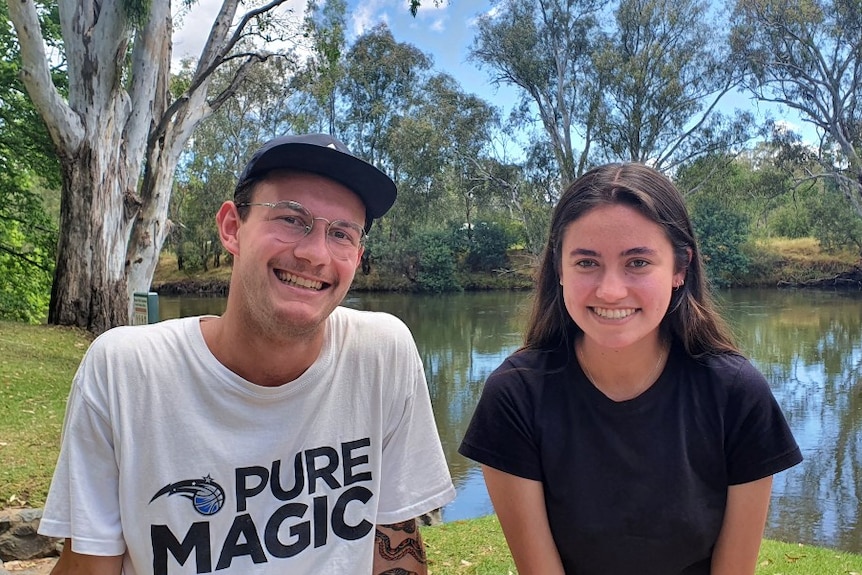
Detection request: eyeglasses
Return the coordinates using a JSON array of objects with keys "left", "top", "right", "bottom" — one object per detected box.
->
[{"left": 236, "top": 200, "right": 366, "bottom": 261}]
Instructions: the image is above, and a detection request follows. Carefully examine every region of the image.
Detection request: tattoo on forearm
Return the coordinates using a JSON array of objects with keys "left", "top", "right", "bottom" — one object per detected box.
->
[
  {"left": 375, "top": 524, "right": 426, "bottom": 564},
  {"left": 387, "top": 520, "right": 417, "bottom": 534}
]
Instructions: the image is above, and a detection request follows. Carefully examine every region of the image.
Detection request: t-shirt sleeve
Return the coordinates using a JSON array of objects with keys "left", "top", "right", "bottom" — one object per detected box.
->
[
  {"left": 723, "top": 359, "right": 803, "bottom": 485},
  {"left": 37, "top": 341, "right": 127, "bottom": 556},
  {"left": 375, "top": 334, "right": 456, "bottom": 525},
  {"left": 458, "top": 359, "right": 543, "bottom": 481}
]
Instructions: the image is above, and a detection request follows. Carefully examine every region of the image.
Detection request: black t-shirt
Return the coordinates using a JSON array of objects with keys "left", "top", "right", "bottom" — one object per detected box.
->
[{"left": 459, "top": 341, "right": 802, "bottom": 575}]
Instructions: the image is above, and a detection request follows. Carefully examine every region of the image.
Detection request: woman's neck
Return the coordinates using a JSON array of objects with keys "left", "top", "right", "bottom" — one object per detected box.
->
[{"left": 576, "top": 335, "right": 670, "bottom": 401}]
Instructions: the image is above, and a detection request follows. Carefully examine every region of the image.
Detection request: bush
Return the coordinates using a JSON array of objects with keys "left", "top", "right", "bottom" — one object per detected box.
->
[
  {"left": 689, "top": 195, "right": 751, "bottom": 288},
  {"left": 410, "top": 230, "right": 461, "bottom": 293},
  {"left": 463, "top": 220, "right": 517, "bottom": 272},
  {"left": 808, "top": 190, "right": 862, "bottom": 253}
]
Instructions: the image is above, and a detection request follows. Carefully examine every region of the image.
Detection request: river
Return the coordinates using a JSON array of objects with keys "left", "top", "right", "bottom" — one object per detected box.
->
[{"left": 157, "top": 287, "right": 862, "bottom": 554}]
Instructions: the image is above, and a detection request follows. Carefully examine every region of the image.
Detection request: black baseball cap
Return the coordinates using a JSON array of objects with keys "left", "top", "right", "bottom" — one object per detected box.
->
[{"left": 235, "top": 133, "right": 397, "bottom": 229}]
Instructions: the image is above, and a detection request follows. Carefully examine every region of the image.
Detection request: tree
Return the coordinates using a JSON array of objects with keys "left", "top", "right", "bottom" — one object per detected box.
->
[
  {"left": 7, "top": 0, "right": 299, "bottom": 333},
  {"left": 730, "top": 0, "right": 862, "bottom": 218},
  {"left": 339, "top": 23, "right": 433, "bottom": 238},
  {"left": 471, "top": 0, "right": 602, "bottom": 183},
  {"left": 170, "top": 53, "right": 301, "bottom": 271},
  {"left": 0, "top": 0, "right": 62, "bottom": 322},
  {"left": 340, "top": 24, "right": 432, "bottom": 166},
  {"left": 592, "top": 0, "right": 752, "bottom": 170},
  {"left": 296, "top": 0, "right": 347, "bottom": 135}
]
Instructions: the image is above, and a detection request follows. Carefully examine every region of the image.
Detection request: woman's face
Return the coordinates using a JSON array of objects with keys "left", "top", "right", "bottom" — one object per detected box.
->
[{"left": 558, "top": 203, "right": 686, "bottom": 352}]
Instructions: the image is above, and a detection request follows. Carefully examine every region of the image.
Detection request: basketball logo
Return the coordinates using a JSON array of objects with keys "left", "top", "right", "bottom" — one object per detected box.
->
[{"left": 150, "top": 475, "right": 226, "bottom": 516}]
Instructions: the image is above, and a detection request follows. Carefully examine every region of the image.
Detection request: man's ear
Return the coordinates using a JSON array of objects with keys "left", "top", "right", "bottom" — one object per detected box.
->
[{"left": 217, "top": 202, "right": 242, "bottom": 257}]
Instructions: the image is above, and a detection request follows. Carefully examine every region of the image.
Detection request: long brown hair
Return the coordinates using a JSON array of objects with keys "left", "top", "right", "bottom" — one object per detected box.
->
[{"left": 524, "top": 163, "right": 738, "bottom": 357}]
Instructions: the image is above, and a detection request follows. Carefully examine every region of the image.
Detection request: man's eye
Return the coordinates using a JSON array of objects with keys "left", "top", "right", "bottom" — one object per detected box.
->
[
  {"left": 329, "top": 227, "right": 358, "bottom": 244},
  {"left": 630, "top": 259, "right": 649, "bottom": 268},
  {"left": 280, "top": 215, "right": 305, "bottom": 227}
]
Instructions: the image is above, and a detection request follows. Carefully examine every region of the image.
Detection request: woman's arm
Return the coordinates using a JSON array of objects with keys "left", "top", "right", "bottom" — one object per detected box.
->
[
  {"left": 482, "top": 465, "right": 565, "bottom": 575},
  {"left": 711, "top": 475, "right": 774, "bottom": 575},
  {"left": 50, "top": 539, "right": 124, "bottom": 575}
]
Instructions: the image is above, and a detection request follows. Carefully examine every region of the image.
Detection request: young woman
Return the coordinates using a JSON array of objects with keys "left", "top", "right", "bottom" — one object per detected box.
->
[{"left": 459, "top": 163, "right": 802, "bottom": 575}]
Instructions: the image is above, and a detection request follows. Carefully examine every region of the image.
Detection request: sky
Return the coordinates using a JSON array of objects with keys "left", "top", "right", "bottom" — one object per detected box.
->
[
  {"left": 173, "top": 0, "right": 513, "bottom": 103},
  {"left": 172, "top": 0, "right": 813, "bottom": 148}
]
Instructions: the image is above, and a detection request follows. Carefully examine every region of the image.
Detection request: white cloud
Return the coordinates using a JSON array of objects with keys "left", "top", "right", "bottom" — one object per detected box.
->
[
  {"left": 430, "top": 17, "right": 446, "bottom": 32},
  {"left": 172, "top": 0, "right": 309, "bottom": 66},
  {"left": 351, "top": 0, "right": 389, "bottom": 37}
]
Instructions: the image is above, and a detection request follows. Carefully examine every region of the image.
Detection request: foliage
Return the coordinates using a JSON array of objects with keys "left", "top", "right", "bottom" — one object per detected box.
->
[
  {"left": 808, "top": 188, "right": 862, "bottom": 254},
  {"left": 471, "top": 0, "right": 601, "bottom": 182},
  {"left": 460, "top": 220, "right": 518, "bottom": 273},
  {"left": 689, "top": 194, "right": 751, "bottom": 287},
  {"left": 591, "top": 0, "right": 753, "bottom": 170},
  {"left": 408, "top": 229, "right": 461, "bottom": 293},
  {"left": 730, "top": 0, "right": 862, "bottom": 218},
  {"left": 0, "top": 0, "right": 62, "bottom": 323},
  {"left": 0, "top": 221, "right": 52, "bottom": 323}
]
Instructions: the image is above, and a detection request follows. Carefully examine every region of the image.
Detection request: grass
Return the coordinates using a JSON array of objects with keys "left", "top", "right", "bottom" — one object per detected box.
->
[
  {"left": 0, "top": 322, "right": 92, "bottom": 507},
  {"left": 746, "top": 237, "right": 859, "bottom": 286},
  {"left": 421, "top": 515, "right": 862, "bottom": 574}
]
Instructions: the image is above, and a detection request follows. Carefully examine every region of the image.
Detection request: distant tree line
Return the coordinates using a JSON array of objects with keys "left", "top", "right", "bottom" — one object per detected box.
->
[{"left": 2, "top": 0, "right": 860, "bottom": 323}]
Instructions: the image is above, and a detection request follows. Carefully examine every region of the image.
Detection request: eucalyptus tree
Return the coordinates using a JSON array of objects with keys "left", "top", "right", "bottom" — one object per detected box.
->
[
  {"left": 730, "top": 0, "right": 862, "bottom": 218},
  {"left": 592, "top": 0, "right": 751, "bottom": 170},
  {"left": 471, "top": 0, "right": 603, "bottom": 184},
  {"left": 171, "top": 53, "right": 301, "bottom": 272},
  {"left": 6, "top": 0, "right": 300, "bottom": 333},
  {"left": 293, "top": 0, "right": 347, "bottom": 135},
  {"left": 340, "top": 24, "right": 433, "bottom": 169},
  {"left": 421, "top": 74, "right": 500, "bottom": 233}
]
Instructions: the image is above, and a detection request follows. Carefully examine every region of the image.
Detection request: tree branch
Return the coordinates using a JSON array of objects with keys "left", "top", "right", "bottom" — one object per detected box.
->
[{"left": 6, "top": 0, "right": 83, "bottom": 151}]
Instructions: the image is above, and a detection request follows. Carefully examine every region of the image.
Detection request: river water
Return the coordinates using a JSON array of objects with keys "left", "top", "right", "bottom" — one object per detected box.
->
[{"left": 158, "top": 287, "right": 862, "bottom": 554}]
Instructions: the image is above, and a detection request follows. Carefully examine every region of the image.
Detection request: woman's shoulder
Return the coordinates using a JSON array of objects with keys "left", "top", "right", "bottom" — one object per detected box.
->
[{"left": 677, "top": 347, "right": 772, "bottom": 399}]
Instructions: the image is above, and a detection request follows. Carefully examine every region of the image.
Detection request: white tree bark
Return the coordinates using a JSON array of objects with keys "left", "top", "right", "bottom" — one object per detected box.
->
[{"left": 7, "top": 0, "right": 294, "bottom": 333}]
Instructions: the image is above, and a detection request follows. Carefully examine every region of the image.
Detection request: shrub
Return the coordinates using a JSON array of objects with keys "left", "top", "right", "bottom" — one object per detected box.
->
[
  {"left": 463, "top": 220, "right": 517, "bottom": 272},
  {"left": 689, "top": 195, "right": 751, "bottom": 288}
]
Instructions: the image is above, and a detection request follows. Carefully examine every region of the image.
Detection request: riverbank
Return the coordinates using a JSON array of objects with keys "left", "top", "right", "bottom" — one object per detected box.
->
[{"left": 152, "top": 237, "right": 861, "bottom": 295}]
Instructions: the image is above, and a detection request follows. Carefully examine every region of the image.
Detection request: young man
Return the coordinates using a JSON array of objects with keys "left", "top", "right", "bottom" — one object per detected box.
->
[{"left": 38, "top": 134, "right": 456, "bottom": 575}]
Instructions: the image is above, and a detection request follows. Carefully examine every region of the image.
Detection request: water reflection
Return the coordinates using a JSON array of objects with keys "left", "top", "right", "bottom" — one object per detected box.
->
[
  {"left": 719, "top": 289, "right": 862, "bottom": 553},
  {"left": 158, "top": 288, "right": 862, "bottom": 553}
]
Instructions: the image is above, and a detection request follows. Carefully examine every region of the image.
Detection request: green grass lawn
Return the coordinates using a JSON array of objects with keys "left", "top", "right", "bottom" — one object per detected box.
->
[
  {"left": 3, "top": 321, "right": 861, "bottom": 573},
  {"left": 422, "top": 515, "right": 862, "bottom": 574}
]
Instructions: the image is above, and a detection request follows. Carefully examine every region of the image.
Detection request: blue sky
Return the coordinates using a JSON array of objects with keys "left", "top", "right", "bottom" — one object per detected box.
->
[
  {"left": 174, "top": 0, "right": 512, "bottom": 103},
  {"left": 173, "top": 0, "right": 812, "bottom": 147}
]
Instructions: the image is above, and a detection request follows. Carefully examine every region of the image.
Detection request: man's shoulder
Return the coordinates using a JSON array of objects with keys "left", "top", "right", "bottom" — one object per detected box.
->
[
  {"left": 88, "top": 316, "right": 201, "bottom": 354},
  {"left": 330, "top": 306, "right": 410, "bottom": 333}
]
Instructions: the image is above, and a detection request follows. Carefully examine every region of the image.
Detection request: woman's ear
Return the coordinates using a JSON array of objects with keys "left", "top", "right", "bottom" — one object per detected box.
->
[{"left": 216, "top": 202, "right": 242, "bottom": 257}]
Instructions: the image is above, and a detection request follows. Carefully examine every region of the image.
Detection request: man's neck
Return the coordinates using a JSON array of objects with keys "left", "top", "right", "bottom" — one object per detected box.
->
[{"left": 199, "top": 314, "right": 326, "bottom": 387}]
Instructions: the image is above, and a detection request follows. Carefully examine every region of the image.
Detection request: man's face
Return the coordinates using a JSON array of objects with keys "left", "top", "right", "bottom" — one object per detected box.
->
[{"left": 222, "top": 171, "right": 366, "bottom": 340}]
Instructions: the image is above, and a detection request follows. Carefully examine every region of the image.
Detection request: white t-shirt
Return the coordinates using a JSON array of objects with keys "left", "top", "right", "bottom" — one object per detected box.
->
[{"left": 39, "top": 307, "right": 456, "bottom": 574}]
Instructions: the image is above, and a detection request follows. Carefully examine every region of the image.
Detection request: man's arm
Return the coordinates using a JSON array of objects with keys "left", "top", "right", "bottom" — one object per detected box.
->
[
  {"left": 50, "top": 539, "right": 124, "bottom": 575},
  {"left": 372, "top": 519, "right": 427, "bottom": 575}
]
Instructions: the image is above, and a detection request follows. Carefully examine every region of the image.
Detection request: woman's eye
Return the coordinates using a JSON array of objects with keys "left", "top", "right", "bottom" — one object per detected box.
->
[
  {"left": 575, "top": 260, "right": 597, "bottom": 268},
  {"left": 629, "top": 259, "right": 650, "bottom": 268}
]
